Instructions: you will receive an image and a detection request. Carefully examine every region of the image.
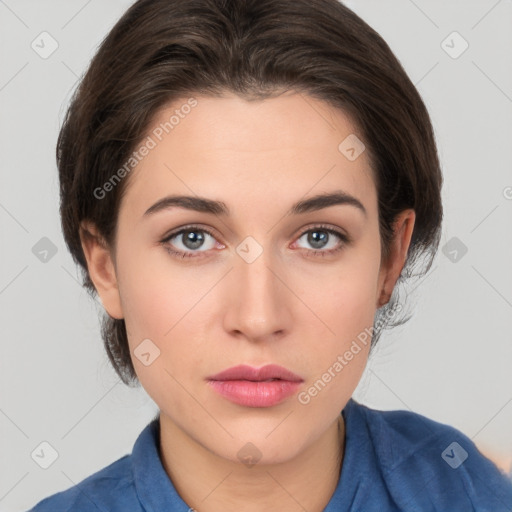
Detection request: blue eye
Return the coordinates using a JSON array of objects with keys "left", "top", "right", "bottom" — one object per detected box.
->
[
  {"left": 161, "top": 224, "right": 349, "bottom": 259},
  {"left": 295, "top": 226, "right": 348, "bottom": 257},
  {"left": 161, "top": 226, "right": 217, "bottom": 259}
]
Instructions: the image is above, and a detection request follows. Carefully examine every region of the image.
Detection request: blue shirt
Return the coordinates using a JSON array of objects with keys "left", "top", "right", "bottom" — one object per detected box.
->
[{"left": 28, "top": 398, "right": 512, "bottom": 511}]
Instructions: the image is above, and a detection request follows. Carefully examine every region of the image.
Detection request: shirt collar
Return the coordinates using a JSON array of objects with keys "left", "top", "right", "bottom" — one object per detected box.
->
[
  {"left": 323, "top": 397, "right": 375, "bottom": 511},
  {"left": 131, "top": 417, "right": 192, "bottom": 511}
]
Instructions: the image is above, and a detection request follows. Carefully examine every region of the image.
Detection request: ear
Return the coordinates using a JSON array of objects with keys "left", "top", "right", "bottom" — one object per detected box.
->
[
  {"left": 376, "top": 209, "right": 416, "bottom": 308},
  {"left": 79, "top": 221, "right": 124, "bottom": 319}
]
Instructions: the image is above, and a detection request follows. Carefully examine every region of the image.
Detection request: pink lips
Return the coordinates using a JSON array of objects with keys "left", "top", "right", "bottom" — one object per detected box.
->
[{"left": 207, "top": 364, "right": 303, "bottom": 408}]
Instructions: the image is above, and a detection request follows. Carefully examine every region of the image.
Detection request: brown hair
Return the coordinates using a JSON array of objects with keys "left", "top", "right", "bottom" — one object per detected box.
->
[{"left": 58, "top": 0, "right": 443, "bottom": 386}]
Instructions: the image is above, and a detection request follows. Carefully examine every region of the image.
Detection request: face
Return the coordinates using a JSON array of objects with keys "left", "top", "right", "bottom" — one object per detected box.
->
[{"left": 82, "top": 90, "right": 414, "bottom": 464}]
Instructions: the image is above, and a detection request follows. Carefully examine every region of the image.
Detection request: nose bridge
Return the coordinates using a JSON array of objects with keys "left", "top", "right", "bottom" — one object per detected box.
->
[
  {"left": 227, "top": 235, "right": 289, "bottom": 339},
  {"left": 239, "top": 243, "right": 277, "bottom": 298}
]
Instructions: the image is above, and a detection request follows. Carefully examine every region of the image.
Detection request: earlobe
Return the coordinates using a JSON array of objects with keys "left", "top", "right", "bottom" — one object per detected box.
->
[
  {"left": 377, "top": 209, "right": 416, "bottom": 308},
  {"left": 79, "top": 221, "right": 124, "bottom": 319}
]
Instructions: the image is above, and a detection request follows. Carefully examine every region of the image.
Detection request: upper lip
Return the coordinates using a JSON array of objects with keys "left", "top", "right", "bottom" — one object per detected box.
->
[{"left": 207, "top": 364, "right": 303, "bottom": 382}]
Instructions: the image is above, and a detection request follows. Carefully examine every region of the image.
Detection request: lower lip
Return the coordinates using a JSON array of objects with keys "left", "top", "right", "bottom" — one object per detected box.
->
[{"left": 207, "top": 379, "right": 302, "bottom": 407}]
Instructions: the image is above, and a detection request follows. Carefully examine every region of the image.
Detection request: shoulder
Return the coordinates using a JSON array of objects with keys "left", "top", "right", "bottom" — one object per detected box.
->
[
  {"left": 27, "top": 455, "right": 137, "bottom": 512},
  {"left": 348, "top": 399, "right": 512, "bottom": 511},
  {"left": 27, "top": 452, "right": 139, "bottom": 512}
]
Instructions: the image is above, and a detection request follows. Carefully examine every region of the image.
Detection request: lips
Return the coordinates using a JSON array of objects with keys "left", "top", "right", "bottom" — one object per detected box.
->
[
  {"left": 207, "top": 364, "right": 303, "bottom": 383},
  {"left": 206, "top": 364, "right": 303, "bottom": 407}
]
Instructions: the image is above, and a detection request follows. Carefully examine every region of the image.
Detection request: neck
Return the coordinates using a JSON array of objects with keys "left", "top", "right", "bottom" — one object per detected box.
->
[{"left": 159, "top": 414, "right": 345, "bottom": 512}]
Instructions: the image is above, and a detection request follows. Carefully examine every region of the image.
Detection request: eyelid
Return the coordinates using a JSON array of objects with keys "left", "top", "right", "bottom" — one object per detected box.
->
[
  {"left": 161, "top": 224, "right": 220, "bottom": 243},
  {"left": 294, "top": 223, "right": 350, "bottom": 243}
]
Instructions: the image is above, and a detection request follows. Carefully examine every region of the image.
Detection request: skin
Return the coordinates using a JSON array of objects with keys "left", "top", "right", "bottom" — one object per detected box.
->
[{"left": 80, "top": 90, "right": 415, "bottom": 512}]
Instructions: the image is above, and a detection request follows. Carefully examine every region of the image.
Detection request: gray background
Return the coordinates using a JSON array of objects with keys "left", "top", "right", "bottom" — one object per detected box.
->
[{"left": 1, "top": 1, "right": 511, "bottom": 510}]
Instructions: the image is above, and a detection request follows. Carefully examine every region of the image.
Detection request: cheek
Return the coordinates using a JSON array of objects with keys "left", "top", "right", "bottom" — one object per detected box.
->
[
  {"left": 303, "top": 245, "right": 381, "bottom": 340},
  {"left": 307, "top": 276, "right": 375, "bottom": 376},
  {"left": 117, "top": 265, "right": 170, "bottom": 339},
  {"left": 295, "top": 239, "right": 381, "bottom": 394},
  {"left": 115, "top": 232, "right": 201, "bottom": 335},
  {"left": 295, "top": 266, "right": 377, "bottom": 415},
  {"left": 114, "top": 242, "right": 215, "bottom": 379},
  {"left": 112, "top": 239, "right": 179, "bottom": 375}
]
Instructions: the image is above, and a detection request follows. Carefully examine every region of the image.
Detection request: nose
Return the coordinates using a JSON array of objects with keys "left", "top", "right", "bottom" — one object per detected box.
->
[{"left": 223, "top": 244, "right": 292, "bottom": 343}]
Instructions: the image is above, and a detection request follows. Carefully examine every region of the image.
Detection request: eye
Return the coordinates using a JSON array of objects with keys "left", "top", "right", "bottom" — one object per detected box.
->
[
  {"left": 160, "top": 223, "right": 349, "bottom": 260},
  {"left": 161, "top": 225, "right": 220, "bottom": 259},
  {"left": 294, "top": 225, "right": 349, "bottom": 257}
]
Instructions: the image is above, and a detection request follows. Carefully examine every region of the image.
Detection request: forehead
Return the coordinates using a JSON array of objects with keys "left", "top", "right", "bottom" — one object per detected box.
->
[{"left": 119, "top": 91, "right": 377, "bottom": 221}]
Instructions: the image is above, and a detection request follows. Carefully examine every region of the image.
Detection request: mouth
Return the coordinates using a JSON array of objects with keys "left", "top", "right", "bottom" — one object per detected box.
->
[
  {"left": 206, "top": 364, "right": 303, "bottom": 407},
  {"left": 207, "top": 364, "right": 303, "bottom": 383}
]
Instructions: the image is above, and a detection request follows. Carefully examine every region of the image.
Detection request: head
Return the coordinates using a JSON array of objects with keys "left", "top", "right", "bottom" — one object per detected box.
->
[{"left": 59, "top": 0, "right": 442, "bottom": 462}]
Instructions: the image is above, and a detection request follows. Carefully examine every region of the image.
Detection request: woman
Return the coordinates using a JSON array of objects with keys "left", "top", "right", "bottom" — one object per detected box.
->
[{"left": 28, "top": 0, "right": 512, "bottom": 510}]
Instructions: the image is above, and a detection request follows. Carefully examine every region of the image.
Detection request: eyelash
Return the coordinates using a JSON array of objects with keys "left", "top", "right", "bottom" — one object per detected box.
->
[{"left": 160, "top": 224, "right": 349, "bottom": 259}]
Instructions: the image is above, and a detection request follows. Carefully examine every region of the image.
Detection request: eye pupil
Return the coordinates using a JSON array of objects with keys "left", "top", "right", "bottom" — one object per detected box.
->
[
  {"left": 308, "top": 230, "right": 328, "bottom": 249},
  {"left": 184, "top": 230, "right": 204, "bottom": 249}
]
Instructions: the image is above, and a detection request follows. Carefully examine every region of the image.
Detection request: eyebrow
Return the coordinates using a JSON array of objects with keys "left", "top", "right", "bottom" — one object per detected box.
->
[{"left": 143, "top": 190, "right": 367, "bottom": 218}]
